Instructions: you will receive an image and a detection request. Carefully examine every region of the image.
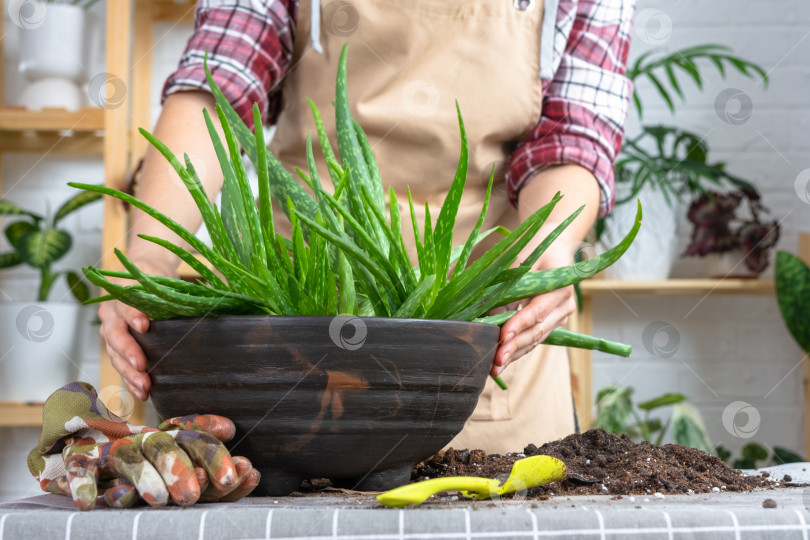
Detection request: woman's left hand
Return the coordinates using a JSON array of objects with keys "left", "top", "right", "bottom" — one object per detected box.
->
[{"left": 490, "top": 247, "right": 577, "bottom": 377}]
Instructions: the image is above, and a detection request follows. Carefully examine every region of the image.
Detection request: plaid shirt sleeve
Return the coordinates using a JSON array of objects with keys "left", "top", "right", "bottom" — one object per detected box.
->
[
  {"left": 506, "top": 0, "right": 636, "bottom": 217},
  {"left": 162, "top": 0, "right": 297, "bottom": 129}
]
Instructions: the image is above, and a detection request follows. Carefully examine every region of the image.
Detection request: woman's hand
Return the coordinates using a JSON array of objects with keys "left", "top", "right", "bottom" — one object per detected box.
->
[
  {"left": 490, "top": 244, "right": 577, "bottom": 377},
  {"left": 98, "top": 260, "right": 178, "bottom": 401}
]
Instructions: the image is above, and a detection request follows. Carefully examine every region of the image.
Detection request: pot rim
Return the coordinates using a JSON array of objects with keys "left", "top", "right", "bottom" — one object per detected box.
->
[{"left": 146, "top": 314, "right": 500, "bottom": 330}]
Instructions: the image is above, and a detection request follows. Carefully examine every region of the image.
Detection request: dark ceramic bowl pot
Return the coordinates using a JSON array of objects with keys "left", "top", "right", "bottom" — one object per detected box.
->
[{"left": 133, "top": 316, "right": 498, "bottom": 495}]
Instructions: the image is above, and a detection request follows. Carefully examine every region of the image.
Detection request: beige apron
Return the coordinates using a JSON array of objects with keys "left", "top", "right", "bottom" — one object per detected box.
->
[{"left": 269, "top": 0, "right": 575, "bottom": 453}]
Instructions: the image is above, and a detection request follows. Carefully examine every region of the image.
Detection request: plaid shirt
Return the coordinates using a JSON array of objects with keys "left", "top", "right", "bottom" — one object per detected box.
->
[{"left": 164, "top": 0, "right": 635, "bottom": 217}]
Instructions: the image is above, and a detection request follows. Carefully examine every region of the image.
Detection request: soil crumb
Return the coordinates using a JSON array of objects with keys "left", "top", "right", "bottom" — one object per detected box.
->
[{"left": 412, "top": 429, "right": 776, "bottom": 497}]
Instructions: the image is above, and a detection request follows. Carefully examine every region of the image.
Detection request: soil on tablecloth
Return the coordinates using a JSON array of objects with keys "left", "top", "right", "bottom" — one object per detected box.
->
[{"left": 411, "top": 429, "right": 779, "bottom": 497}]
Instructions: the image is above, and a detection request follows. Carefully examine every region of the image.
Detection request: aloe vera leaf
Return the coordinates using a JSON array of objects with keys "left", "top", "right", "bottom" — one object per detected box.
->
[
  {"left": 201, "top": 108, "right": 252, "bottom": 266},
  {"left": 95, "top": 267, "right": 270, "bottom": 307},
  {"left": 352, "top": 119, "right": 385, "bottom": 216},
  {"left": 775, "top": 251, "right": 810, "bottom": 353},
  {"left": 115, "top": 249, "right": 254, "bottom": 315},
  {"left": 338, "top": 249, "right": 357, "bottom": 315},
  {"left": 335, "top": 45, "right": 373, "bottom": 218},
  {"left": 315, "top": 188, "right": 407, "bottom": 300},
  {"left": 308, "top": 98, "right": 342, "bottom": 189},
  {"left": 492, "top": 201, "right": 643, "bottom": 307},
  {"left": 450, "top": 226, "right": 509, "bottom": 267},
  {"left": 542, "top": 328, "right": 632, "bottom": 357},
  {"left": 137, "top": 234, "right": 227, "bottom": 291},
  {"left": 214, "top": 104, "right": 267, "bottom": 273},
  {"left": 432, "top": 101, "right": 469, "bottom": 297},
  {"left": 359, "top": 184, "right": 417, "bottom": 290},
  {"left": 294, "top": 209, "right": 398, "bottom": 298},
  {"left": 453, "top": 169, "right": 495, "bottom": 277},
  {"left": 407, "top": 188, "right": 425, "bottom": 268},
  {"left": 388, "top": 187, "right": 412, "bottom": 268},
  {"left": 138, "top": 127, "right": 238, "bottom": 264},
  {"left": 394, "top": 275, "right": 436, "bottom": 318},
  {"left": 82, "top": 294, "right": 114, "bottom": 305},
  {"left": 455, "top": 206, "right": 586, "bottom": 321},
  {"left": 203, "top": 55, "right": 319, "bottom": 232},
  {"left": 288, "top": 198, "right": 309, "bottom": 284},
  {"left": 423, "top": 202, "right": 436, "bottom": 277},
  {"left": 429, "top": 193, "right": 563, "bottom": 319},
  {"left": 83, "top": 268, "right": 184, "bottom": 320},
  {"left": 253, "top": 104, "right": 277, "bottom": 258},
  {"left": 67, "top": 182, "right": 258, "bottom": 296},
  {"left": 353, "top": 119, "right": 389, "bottom": 255}
]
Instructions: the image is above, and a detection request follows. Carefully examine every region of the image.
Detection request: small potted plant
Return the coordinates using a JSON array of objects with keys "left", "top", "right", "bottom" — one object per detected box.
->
[
  {"left": 15, "top": 0, "right": 101, "bottom": 110},
  {"left": 0, "top": 190, "right": 101, "bottom": 401},
  {"left": 70, "top": 46, "right": 642, "bottom": 495},
  {"left": 598, "top": 45, "right": 768, "bottom": 280},
  {"left": 683, "top": 189, "right": 780, "bottom": 278}
]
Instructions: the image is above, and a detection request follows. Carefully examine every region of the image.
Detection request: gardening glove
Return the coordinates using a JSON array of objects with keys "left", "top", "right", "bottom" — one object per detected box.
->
[{"left": 27, "top": 382, "right": 260, "bottom": 510}]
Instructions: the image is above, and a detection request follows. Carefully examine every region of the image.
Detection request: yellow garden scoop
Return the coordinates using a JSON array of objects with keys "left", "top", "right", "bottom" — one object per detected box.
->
[{"left": 377, "top": 455, "right": 570, "bottom": 508}]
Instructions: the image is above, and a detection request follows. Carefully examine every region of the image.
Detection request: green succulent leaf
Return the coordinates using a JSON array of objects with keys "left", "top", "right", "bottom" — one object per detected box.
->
[
  {"left": 66, "top": 270, "right": 91, "bottom": 303},
  {"left": 54, "top": 190, "right": 102, "bottom": 225},
  {"left": 0, "top": 200, "right": 41, "bottom": 220},
  {"left": 0, "top": 251, "right": 22, "bottom": 269},
  {"left": 16, "top": 229, "right": 71, "bottom": 268},
  {"left": 593, "top": 385, "right": 635, "bottom": 434},
  {"left": 775, "top": 251, "right": 810, "bottom": 353},
  {"left": 637, "top": 393, "right": 687, "bottom": 411},
  {"left": 670, "top": 403, "right": 714, "bottom": 454},
  {"left": 5, "top": 220, "right": 38, "bottom": 250}
]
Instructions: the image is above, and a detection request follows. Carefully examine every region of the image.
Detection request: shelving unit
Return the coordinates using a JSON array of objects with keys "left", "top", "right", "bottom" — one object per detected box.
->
[{"left": 567, "top": 278, "right": 776, "bottom": 433}]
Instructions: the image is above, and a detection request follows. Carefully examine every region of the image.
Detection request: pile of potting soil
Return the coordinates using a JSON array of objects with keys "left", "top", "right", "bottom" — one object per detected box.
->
[{"left": 413, "top": 429, "right": 780, "bottom": 497}]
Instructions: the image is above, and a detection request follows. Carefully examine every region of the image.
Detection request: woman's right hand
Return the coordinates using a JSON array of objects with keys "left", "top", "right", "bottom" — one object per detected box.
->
[{"left": 98, "top": 260, "right": 178, "bottom": 401}]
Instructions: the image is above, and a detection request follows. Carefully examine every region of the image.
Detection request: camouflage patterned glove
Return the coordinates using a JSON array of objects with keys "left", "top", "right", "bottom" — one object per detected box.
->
[{"left": 27, "top": 382, "right": 260, "bottom": 510}]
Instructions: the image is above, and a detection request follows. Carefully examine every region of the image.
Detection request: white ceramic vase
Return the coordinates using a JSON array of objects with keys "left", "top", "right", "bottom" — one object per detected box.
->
[
  {"left": 17, "top": 3, "right": 87, "bottom": 110},
  {"left": 0, "top": 302, "right": 84, "bottom": 402},
  {"left": 599, "top": 182, "right": 679, "bottom": 281}
]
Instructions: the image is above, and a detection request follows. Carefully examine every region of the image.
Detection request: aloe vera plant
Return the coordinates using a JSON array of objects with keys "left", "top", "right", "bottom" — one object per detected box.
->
[{"left": 70, "top": 45, "right": 641, "bottom": 363}]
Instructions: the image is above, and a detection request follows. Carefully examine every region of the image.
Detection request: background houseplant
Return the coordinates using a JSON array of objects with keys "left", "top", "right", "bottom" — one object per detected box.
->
[
  {"left": 598, "top": 45, "right": 768, "bottom": 280},
  {"left": 0, "top": 190, "right": 100, "bottom": 401},
  {"left": 683, "top": 189, "right": 780, "bottom": 277},
  {"left": 593, "top": 384, "right": 714, "bottom": 454},
  {"left": 14, "top": 0, "right": 100, "bottom": 110}
]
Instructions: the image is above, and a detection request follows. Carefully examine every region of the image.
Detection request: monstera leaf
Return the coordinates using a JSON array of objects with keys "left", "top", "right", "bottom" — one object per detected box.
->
[{"left": 775, "top": 251, "right": 810, "bottom": 353}]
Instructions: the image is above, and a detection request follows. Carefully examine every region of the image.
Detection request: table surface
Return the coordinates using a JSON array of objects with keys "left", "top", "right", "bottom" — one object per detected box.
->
[{"left": 2, "top": 487, "right": 810, "bottom": 540}]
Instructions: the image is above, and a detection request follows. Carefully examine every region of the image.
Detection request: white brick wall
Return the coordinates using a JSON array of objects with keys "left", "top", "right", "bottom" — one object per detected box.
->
[
  {"left": 594, "top": 0, "right": 810, "bottom": 461},
  {"left": 1, "top": 0, "right": 808, "bottom": 501}
]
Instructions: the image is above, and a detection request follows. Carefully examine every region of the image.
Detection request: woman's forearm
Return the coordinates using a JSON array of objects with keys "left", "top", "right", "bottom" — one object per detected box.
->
[
  {"left": 515, "top": 164, "right": 602, "bottom": 267},
  {"left": 126, "top": 91, "right": 226, "bottom": 273}
]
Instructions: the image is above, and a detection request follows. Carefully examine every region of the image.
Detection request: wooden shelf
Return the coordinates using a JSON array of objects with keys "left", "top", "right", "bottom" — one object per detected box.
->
[
  {"left": 152, "top": 0, "right": 196, "bottom": 23},
  {"left": 0, "top": 403, "right": 44, "bottom": 427},
  {"left": 0, "top": 107, "right": 105, "bottom": 154},
  {"left": 579, "top": 278, "right": 774, "bottom": 296},
  {"left": 0, "top": 107, "right": 105, "bottom": 132}
]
